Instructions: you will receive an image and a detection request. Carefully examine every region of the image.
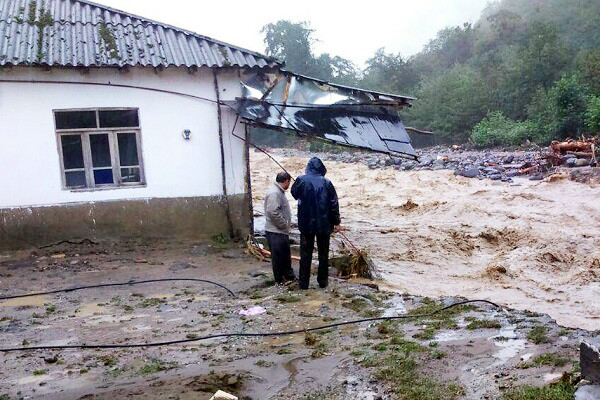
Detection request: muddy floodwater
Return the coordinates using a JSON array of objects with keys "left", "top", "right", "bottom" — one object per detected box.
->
[{"left": 251, "top": 149, "right": 600, "bottom": 330}]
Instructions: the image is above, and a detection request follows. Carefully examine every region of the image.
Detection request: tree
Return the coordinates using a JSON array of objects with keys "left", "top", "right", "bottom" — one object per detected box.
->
[
  {"left": 577, "top": 50, "right": 600, "bottom": 95},
  {"left": 261, "top": 20, "right": 358, "bottom": 84},
  {"left": 528, "top": 74, "right": 588, "bottom": 142},
  {"left": 412, "top": 23, "right": 476, "bottom": 77},
  {"left": 360, "top": 48, "right": 418, "bottom": 94},
  {"left": 406, "top": 64, "right": 490, "bottom": 143},
  {"left": 585, "top": 96, "right": 600, "bottom": 133},
  {"left": 261, "top": 20, "right": 318, "bottom": 76}
]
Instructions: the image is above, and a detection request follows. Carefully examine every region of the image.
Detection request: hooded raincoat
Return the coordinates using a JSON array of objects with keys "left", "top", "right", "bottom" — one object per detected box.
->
[{"left": 291, "top": 157, "right": 340, "bottom": 234}]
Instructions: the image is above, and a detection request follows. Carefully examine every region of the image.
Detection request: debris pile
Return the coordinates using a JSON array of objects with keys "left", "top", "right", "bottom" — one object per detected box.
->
[{"left": 546, "top": 137, "right": 598, "bottom": 168}]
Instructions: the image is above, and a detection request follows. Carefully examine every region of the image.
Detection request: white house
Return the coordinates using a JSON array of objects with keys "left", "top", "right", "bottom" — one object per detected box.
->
[
  {"left": 0, "top": 0, "right": 417, "bottom": 250},
  {"left": 0, "top": 0, "right": 281, "bottom": 249}
]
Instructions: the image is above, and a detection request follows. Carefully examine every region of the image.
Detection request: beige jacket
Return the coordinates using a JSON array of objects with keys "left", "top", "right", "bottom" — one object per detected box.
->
[{"left": 264, "top": 182, "right": 291, "bottom": 235}]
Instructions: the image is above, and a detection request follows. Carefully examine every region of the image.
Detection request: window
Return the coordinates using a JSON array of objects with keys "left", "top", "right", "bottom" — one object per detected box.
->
[{"left": 54, "top": 108, "right": 145, "bottom": 190}]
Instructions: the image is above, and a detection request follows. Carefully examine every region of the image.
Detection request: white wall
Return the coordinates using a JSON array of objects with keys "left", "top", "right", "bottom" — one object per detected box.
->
[{"left": 0, "top": 66, "right": 248, "bottom": 208}]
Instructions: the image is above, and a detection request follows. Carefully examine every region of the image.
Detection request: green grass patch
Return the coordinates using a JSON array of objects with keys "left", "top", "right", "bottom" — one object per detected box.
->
[
  {"left": 466, "top": 319, "right": 502, "bottom": 330},
  {"left": 527, "top": 326, "right": 550, "bottom": 344},
  {"left": 407, "top": 299, "right": 469, "bottom": 340},
  {"left": 32, "top": 369, "right": 47, "bottom": 376},
  {"left": 370, "top": 352, "right": 464, "bottom": 400},
  {"left": 98, "top": 355, "right": 117, "bottom": 367},
  {"left": 254, "top": 359, "right": 274, "bottom": 367},
  {"left": 519, "top": 353, "right": 570, "bottom": 369},
  {"left": 139, "top": 358, "right": 178, "bottom": 375},
  {"left": 390, "top": 336, "right": 427, "bottom": 354},
  {"left": 211, "top": 233, "right": 231, "bottom": 248},
  {"left": 138, "top": 298, "right": 165, "bottom": 308},
  {"left": 342, "top": 297, "right": 371, "bottom": 313},
  {"left": 502, "top": 381, "right": 576, "bottom": 400},
  {"left": 275, "top": 293, "right": 301, "bottom": 303}
]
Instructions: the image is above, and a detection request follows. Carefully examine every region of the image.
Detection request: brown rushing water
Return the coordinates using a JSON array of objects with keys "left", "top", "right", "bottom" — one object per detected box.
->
[{"left": 251, "top": 150, "right": 600, "bottom": 330}]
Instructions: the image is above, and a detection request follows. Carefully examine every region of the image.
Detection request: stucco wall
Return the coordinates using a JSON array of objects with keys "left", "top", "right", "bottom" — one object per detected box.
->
[{"left": 0, "top": 66, "right": 252, "bottom": 247}]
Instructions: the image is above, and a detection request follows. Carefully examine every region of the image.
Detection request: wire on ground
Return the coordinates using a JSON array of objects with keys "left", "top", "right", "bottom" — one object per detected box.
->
[
  {"left": 0, "top": 299, "right": 500, "bottom": 352},
  {"left": 0, "top": 278, "right": 236, "bottom": 300}
]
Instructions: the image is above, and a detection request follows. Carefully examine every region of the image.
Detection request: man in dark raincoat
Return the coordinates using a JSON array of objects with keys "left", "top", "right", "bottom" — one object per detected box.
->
[{"left": 291, "top": 157, "right": 341, "bottom": 289}]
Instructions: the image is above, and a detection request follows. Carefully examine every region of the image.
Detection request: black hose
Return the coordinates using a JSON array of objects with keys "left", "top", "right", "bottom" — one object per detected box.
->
[
  {"left": 0, "top": 278, "right": 236, "bottom": 300},
  {"left": 0, "top": 299, "right": 500, "bottom": 352}
]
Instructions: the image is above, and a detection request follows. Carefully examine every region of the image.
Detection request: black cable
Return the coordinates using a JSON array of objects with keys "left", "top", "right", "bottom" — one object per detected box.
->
[
  {"left": 0, "top": 299, "right": 500, "bottom": 352},
  {"left": 0, "top": 278, "right": 236, "bottom": 300}
]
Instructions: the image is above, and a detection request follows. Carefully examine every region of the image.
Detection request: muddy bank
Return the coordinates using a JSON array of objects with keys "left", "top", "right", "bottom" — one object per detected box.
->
[
  {"left": 251, "top": 148, "right": 600, "bottom": 330},
  {"left": 0, "top": 241, "right": 594, "bottom": 399}
]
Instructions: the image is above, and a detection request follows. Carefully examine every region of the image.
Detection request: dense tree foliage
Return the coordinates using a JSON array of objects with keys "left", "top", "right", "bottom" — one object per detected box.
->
[{"left": 261, "top": 0, "right": 600, "bottom": 146}]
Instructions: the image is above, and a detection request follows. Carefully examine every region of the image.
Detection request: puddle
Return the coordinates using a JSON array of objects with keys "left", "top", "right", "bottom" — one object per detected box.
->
[
  {"left": 0, "top": 295, "right": 50, "bottom": 307},
  {"left": 433, "top": 317, "right": 480, "bottom": 343},
  {"left": 489, "top": 324, "right": 527, "bottom": 367},
  {"left": 76, "top": 303, "right": 109, "bottom": 317},
  {"left": 38, "top": 338, "right": 76, "bottom": 347},
  {"left": 147, "top": 293, "right": 176, "bottom": 299},
  {"left": 14, "top": 375, "right": 51, "bottom": 385},
  {"left": 544, "top": 372, "right": 563, "bottom": 382},
  {"left": 122, "top": 324, "right": 152, "bottom": 333},
  {"left": 302, "top": 299, "right": 326, "bottom": 310},
  {"left": 382, "top": 296, "right": 406, "bottom": 317},
  {"left": 84, "top": 313, "right": 149, "bottom": 326}
]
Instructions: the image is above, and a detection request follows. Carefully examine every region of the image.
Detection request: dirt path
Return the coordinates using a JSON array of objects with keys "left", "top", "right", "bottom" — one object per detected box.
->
[{"left": 251, "top": 149, "right": 600, "bottom": 330}]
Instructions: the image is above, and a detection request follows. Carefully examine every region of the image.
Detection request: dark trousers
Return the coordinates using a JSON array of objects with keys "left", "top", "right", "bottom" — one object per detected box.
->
[
  {"left": 266, "top": 232, "right": 295, "bottom": 283},
  {"left": 299, "top": 232, "right": 330, "bottom": 289}
]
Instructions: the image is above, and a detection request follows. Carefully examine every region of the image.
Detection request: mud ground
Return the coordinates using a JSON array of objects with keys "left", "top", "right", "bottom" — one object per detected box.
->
[{"left": 0, "top": 240, "right": 594, "bottom": 399}]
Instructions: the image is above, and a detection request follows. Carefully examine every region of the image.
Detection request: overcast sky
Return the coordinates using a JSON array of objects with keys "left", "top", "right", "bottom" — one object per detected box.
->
[{"left": 95, "top": 0, "right": 491, "bottom": 67}]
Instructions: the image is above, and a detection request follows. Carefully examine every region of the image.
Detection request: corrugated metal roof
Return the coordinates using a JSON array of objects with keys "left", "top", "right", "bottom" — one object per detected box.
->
[{"left": 0, "top": 0, "right": 281, "bottom": 68}]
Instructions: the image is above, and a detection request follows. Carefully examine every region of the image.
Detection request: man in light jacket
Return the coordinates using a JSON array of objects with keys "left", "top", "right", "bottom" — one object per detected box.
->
[{"left": 264, "top": 171, "right": 296, "bottom": 284}]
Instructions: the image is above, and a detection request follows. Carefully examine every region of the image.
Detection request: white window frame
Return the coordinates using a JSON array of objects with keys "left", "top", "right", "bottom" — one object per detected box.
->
[{"left": 54, "top": 108, "right": 146, "bottom": 191}]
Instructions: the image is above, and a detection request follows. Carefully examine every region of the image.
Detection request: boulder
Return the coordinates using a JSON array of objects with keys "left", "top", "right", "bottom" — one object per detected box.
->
[
  {"left": 581, "top": 340, "right": 600, "bottom": 383},
  {"left": 575, "top": 385, "right": 600, "bottom": 400},
  {"left": 575, "top": 158, "right": 591, "bottom": 167}
]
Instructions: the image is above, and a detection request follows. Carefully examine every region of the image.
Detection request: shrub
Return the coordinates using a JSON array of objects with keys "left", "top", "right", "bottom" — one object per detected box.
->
[
  {"left": 470, "top": 111, "right": 534, "bottom": 147},
  {"left": 585, "top": 95, "right": 600, "bottom": 132}
]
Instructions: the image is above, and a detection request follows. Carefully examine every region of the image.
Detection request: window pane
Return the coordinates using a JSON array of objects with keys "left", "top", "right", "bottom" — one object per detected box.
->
[
  {"left": 90, "top": 134, "right": 112, "bottom": 167},
  {"left": 118, "top": 132, "right": 139, "bottom": 166},
  {"left": 61, "top": 135, "right": 84, "bottom": 169},
  {"left": 55, "top": 111, "right": 96, "bottom": 129},
  {"left": 65, "top": 171, "right": 86, "bottom": 188},
  {"left": 99, "top": 110, "right": 139, "bottom": 128},
  {"left": 93, "top": 169, "right": 114, "bottom": 184},
  {"left": 120, "top": 167, "right": 141, "bottom": 183}
]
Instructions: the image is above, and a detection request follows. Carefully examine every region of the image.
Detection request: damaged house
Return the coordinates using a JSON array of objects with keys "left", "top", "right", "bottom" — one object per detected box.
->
[{"left": 0, "top": 0, "right": 416, "bottom": 250}]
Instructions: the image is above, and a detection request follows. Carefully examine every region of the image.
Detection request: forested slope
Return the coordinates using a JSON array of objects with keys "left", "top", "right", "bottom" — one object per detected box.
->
[{"left": 260, "top": 0, "right": 600, "bottom": 146}]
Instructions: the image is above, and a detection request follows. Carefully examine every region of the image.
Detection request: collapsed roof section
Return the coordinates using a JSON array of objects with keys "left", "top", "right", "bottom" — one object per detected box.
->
[{"left": 233, "top": 71, "right": 418, "bottom": 159}]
